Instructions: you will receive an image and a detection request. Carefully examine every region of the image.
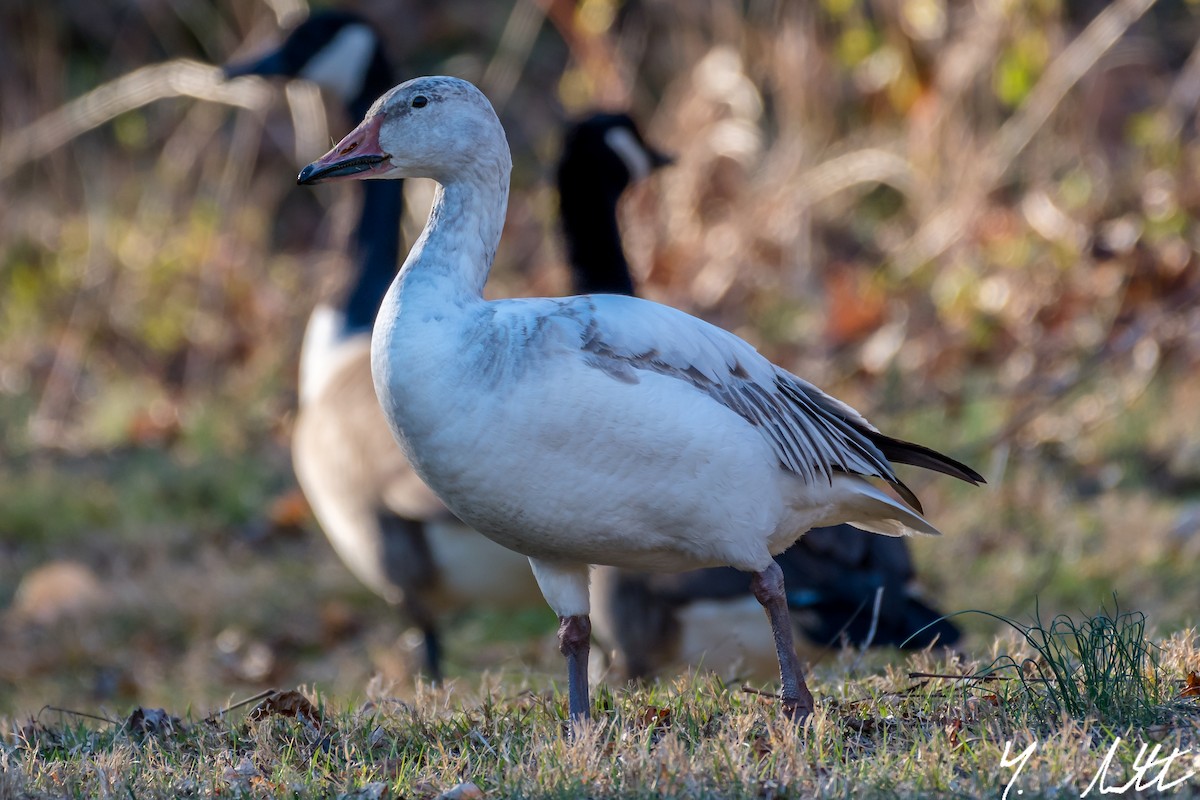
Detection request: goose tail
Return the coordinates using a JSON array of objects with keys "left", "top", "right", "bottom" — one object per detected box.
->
[{"left": 828, "top": 477, "right": 944, "bottom": 537}]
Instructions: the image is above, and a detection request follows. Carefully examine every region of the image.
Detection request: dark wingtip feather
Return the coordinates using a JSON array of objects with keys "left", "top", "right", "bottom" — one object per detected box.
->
[
  {"left": 872, "top": 434, "right": 986, "bottom": 486},
  {"left": 890, "top": 477, "right": 925, "bottom": 515}
]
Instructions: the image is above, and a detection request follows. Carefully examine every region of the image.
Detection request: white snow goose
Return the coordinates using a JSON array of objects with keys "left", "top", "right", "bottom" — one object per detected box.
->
[{"left": 297, "top": 76, "right": 984, "bottom": 724}]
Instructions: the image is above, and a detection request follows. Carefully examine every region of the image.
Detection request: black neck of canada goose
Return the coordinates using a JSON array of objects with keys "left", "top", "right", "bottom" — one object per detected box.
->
[
  {"left": 345, "top": 178, "right": 404, "bottom": 333},
  {"left": 557, "top": 113, "right": 671, "bottom": 297},
  {"left": 337, "top": 27, "right": 403, "bottom": 335},
  {"left": 225, "top": 10, "right": 404, "bottom": 335}
]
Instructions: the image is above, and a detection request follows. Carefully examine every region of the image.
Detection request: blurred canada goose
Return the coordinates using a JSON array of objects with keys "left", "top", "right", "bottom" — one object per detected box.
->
[
  {"left": 556, "top": 115, "right": 960, "bottom": 681},
  {"left": 298, "top": 76, "right": 984, "bottom": 723},
  {"left": 591, "top": 530, "right": 962, "bottom": 681},
  {"left": 226, "top": 14, "right": 542, "bottom": 679},
  {"left": 224, "top": 11, "right": 405, "bottom": 392},
  {"left": 556, "top": 113, "right": 671, "bottom": 295}
]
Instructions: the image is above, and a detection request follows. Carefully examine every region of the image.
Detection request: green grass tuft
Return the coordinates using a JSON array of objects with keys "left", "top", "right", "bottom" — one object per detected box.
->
[{"left": 970, "top": 600, "right": 1179, "bottom": 728}]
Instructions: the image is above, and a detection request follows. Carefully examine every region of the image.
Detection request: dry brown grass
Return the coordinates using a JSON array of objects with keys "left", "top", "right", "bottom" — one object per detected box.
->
[{"left": 5, "top": 629, "right": 1200, "bottom": 798}]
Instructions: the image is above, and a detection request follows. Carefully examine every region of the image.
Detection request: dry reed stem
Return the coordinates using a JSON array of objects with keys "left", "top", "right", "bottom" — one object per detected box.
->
[
  {"left": 893, "top": 0, "right": 1160, "bottom": 275},
  {"left": 794, "top": 148, "right": 915, "bottom": 205},
  {"left": 482, "top": 0, "right": 550, "bottom": 114},
  {"left": 0, "top": 60, "right": 272, "bottom": 180}
]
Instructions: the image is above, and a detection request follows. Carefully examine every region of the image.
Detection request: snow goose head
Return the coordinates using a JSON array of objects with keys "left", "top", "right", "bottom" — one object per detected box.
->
[{"left": 298, "top": 77, "right": 510, "bottom": 188}]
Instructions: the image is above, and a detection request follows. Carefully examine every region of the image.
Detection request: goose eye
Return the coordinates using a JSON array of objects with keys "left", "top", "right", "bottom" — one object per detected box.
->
[{"left": 411, "top": 95, "right": 428, "bottom": 108}]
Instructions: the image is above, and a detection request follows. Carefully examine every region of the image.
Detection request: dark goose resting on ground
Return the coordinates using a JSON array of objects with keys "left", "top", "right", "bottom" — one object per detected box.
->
[
  {"left": 298, "top": 75, "right": 984, "bottom": 726},
  {"left": 225, "top": 13, "right": 541, "bottom": 679}
]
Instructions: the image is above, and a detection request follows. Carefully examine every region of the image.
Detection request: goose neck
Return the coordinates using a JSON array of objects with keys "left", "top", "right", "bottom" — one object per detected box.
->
[
  {"left": 343, "top": 178, "right": 404, "bottom": 333},
  {"left": 401, "top": 167, "right": 509, "bottom": 301},
  {"left": 561, "top": 188, "right": 634, "bottom": 296}
]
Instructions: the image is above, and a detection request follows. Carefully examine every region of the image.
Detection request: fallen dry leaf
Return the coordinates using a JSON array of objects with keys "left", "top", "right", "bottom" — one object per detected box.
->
[
  {"left": 1146, "top": 723, "right": 1173, "bottom": 742},
  {"left": 1182, "top": 671, "right": 1200, "bottom": 698},
  {"left": 844, "top": 717, "right": 879, "bottom": 736},
  {"left": 268, "top": 488, "right": 312, "bottom": 531},
  {"left": 638, "top": 706, "right": 672, "bottom": 728},
  {"left": 945, "top": 718, "right": 962, "bottom": 747},
  {"left": 409, "top": 780, "right": 441, "bottom": 798},
  {"left": 247, "top": 689, "right": 322, "bottom": 727},
  {"left": 752, "top": 732, "right": 772, "bottom": 761},
  {"left": 433, "top": 782, "right": 483, "bottom": 800},
  {"left": 250, "top": 774, "right": 282, "bottom": 793},
  {"left": 126, "top": 707, "right": 179, "bottom": 739},
  {"left": 223, "top": 756, "right": 260, "bottom": 782}
]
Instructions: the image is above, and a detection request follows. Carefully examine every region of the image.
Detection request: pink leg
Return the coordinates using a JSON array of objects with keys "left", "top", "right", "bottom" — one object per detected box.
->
[
  {"left": 558, "top": 614, "right": 591, "bottom": 724},
  {"left": 751, "top": 562, "right": 815, "bottom": 719}
]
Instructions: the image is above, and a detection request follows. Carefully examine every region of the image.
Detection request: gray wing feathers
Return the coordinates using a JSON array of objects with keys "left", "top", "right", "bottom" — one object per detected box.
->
[
  {"left": 569, "top": 295, "right": 905, "bottom": 489},
  {"left": 539, "top": 294, "right": 980, "bottom": 510}
]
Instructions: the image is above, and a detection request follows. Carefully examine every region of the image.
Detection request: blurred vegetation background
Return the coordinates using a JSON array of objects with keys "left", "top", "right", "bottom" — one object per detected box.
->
[{"left": 2, "top": 0, "right": 1200, "bottom": 721}]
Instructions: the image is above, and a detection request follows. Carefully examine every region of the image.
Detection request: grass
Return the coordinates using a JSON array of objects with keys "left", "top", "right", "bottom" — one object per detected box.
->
[
  {"left": 971, "top": 602, "right": 1172, "bottom": 729},
  {"left": 3, "top": 620, "right": 1198, "bottom": 799}
]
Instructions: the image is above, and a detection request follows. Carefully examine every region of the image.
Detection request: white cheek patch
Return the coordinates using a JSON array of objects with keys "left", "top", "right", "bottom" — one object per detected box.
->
[
  {"left": 604, "top": 126, "right": 653, "bottom": 183},
  {"left": 299, "top": 23, "right": 376, "bottom": 103}
]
